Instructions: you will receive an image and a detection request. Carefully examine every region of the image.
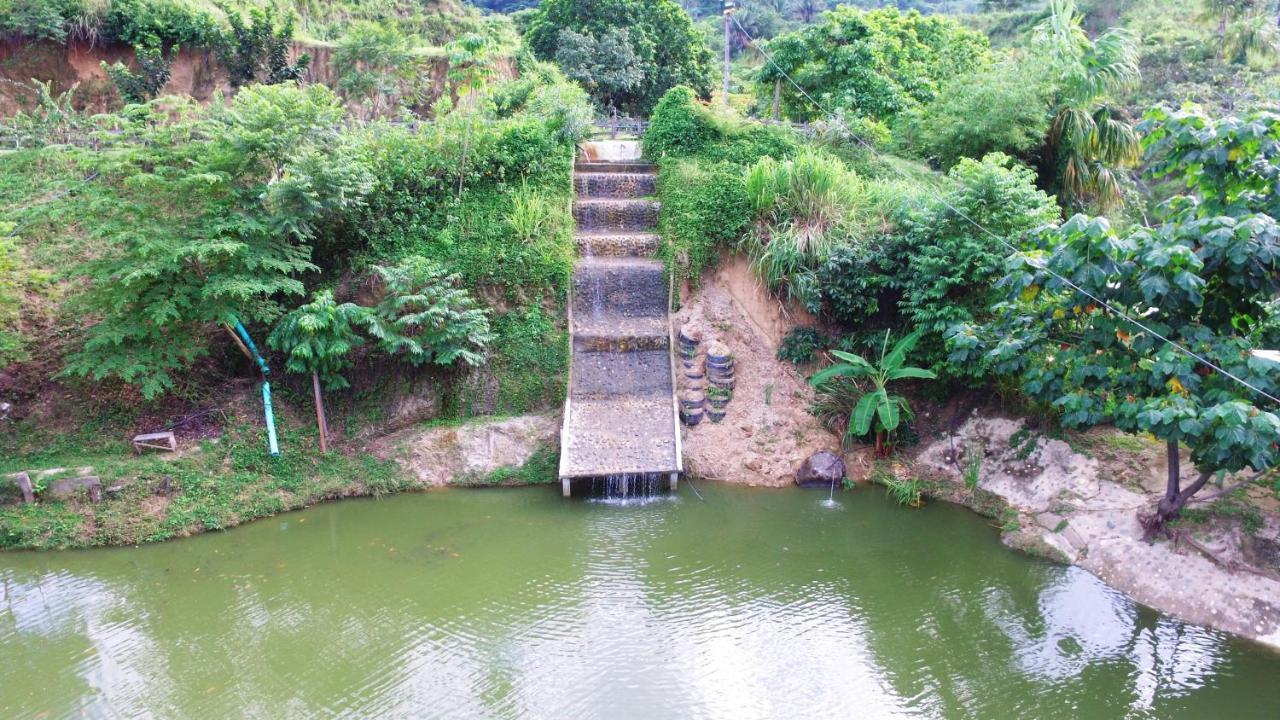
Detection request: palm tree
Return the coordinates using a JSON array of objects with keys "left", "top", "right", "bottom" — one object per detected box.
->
[
  {"left": 1037, "top": 0, "right": 1141, "bottom": 212},
  {"left": 809, "top": 329, "right": 936, "bottom": 456}
]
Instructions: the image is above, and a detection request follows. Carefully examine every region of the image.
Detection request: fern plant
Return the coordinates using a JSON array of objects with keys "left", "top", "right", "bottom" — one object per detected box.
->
[
  {"left": 269, "top": 291, "right": 369, "bottom": 453},
  {"left": 809, "top": 328, "right": 936, "bottom": 455},
  {"left": 364, "top": 256, "right": 495, "bottom": 368}
]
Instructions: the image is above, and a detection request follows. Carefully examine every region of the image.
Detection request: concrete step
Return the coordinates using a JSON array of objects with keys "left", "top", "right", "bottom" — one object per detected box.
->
[
  {"left": 559, "top": 396, "right": 679, "bottom": 478},
  {"left": 574, "top": 199, "right": 660, "bottom": 232},
  {"left": 572, "top": 313, "right": 669, "bottom": 353},
  {"left": 573, "top": 257, "right": 667, "bottom": 318},
  {"left": 572, "top": 349, "right": 673, "bottom": 398},
  {"left": 575, "top": 162, "right": 657, "bottom": 175},
  {"left": 576, "top": 232, "right": 662, "bottom": 258},
  {"left": 574, "top": 172, "right": 657, "bottom": 199}
]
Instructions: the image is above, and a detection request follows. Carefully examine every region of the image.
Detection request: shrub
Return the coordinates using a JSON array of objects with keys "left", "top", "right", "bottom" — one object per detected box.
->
[
  {"left": 897, "top": 55, "right": 1052, "bottom": 169},
  {"left": 103, "top": 44, "right": 175, "bottom": 104},
  {"left": 777, "top": 326, "right": 830, "bottom": 365},
  {"left": 817, "top": 152, "right": 1057, "bottom": 380},
  {"left": 365, "top": 256, "right": 494, "bottom": 368},
  {"left": 656, "top": 159, "right": 750, "bottom": 289},
  {"left": 644, "top": 86, "right": 717, "bottom": 159}
]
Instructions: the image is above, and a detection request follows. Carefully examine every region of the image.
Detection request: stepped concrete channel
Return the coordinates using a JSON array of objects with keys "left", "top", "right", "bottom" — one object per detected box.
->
[{"left": 559, "top": 141, "right": 682, "bottom": 496}]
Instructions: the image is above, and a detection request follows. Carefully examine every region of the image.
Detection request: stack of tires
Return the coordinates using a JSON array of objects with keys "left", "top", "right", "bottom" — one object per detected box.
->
[
  {"left": 704, "top": 342, "right": 735, "bottom": 423},
  {"left": 678, "top": 326, "right": 704, "bottom": 425}
]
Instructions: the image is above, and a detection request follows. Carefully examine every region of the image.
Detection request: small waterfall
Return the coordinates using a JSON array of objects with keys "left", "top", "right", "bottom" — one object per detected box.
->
[{"left": 586, "top": 473, "right": 669, "bottom": 503}]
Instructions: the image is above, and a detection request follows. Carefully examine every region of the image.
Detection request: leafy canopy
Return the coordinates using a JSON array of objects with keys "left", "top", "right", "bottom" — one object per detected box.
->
[
  {"left": 526, "top": 0, "right": 714, "bottom": 115},
  {"left": 759, "top": 6, "right": 990, "bottom": 123},
  {"left": 948, "top": 109, "right": 1280, "bottom": 480},
  {"left": 63, "top": 85, "right": 371, "bottom": 399}
]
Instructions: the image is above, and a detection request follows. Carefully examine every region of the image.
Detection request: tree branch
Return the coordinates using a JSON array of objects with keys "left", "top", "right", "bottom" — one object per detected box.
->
[{"left": 1188, "top": 470, "right": 1273, "bottom": 506}]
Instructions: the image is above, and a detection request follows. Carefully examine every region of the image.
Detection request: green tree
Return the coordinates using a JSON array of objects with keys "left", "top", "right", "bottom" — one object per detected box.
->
[
  {"left": 103, "top": 43, "right": 176, "bottom": 105},
  {"left": 216, "top": 4, "right": 310, "bottom": 88},
  {"left": 335, "top": 21, "right": 419, "bottom": 119},
  {"left": 1037, "top": 0, "right": 1140, "bottom": 212},
  {"left": 899, "top": 54, "right": 1052, "bottom": 169},
  {"left": 948, "top": 109, "right": 1280, "bottom": 534},
  {"left": 365, "top": 257, "right": 495, "bottom": 368},
  {"left": 526, "top": 0, "right": 714, "bottom": 115},
  {"left": 63, "top": 85, "right": 370, "bottom": 399},
  {"left": 269, "top": 291, "right": 369, "bottom": 453},
  {"left": 758, "top": 7, "right": 990, "bottom": 123},
  {"left": 810, "top": 328, "right": 936, "bottom": 455},
  {"left": 554, "top": 27, "right": 644, "bottom": 113}
]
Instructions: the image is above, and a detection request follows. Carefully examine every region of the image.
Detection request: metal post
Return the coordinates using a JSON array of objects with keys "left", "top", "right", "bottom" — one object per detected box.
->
[{"left": 723, "top": 2, "right": 734, "bottom": 106}]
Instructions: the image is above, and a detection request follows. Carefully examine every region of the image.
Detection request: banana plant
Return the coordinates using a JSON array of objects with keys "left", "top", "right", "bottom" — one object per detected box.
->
[{"left": 809, "top": 328, "right": 936, "bottom": 455}]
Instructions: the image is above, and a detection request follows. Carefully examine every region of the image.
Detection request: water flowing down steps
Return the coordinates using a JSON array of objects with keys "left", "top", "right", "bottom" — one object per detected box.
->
[{"left": 559, "top": 141, "right": 682, "bottom": 496}]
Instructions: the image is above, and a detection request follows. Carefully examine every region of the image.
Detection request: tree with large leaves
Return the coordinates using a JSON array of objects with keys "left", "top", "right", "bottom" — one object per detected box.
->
[
  {"left": 810, "top": 328, "right": 937, "bottom": 455},
  {"left": 948, "top": 108, "right": 1280, "bottom": 535}
]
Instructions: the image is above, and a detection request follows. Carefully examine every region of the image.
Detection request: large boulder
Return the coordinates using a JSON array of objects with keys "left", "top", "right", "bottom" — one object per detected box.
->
[
  {"left": 370, "top": 414, "right": 559, "bottom": 486},
  {"left": 795, "top": 451, "right": 846, "bottom": 489}
]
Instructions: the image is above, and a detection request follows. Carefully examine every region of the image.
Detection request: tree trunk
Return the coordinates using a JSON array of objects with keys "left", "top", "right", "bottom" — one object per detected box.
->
[
  {"left": 1143, "top": 439, "right": 1213, "bottom": 538},
  {"left": 312, "top": 370, "right": 329, "bottom": 454},
  {"left": 773, "top": 78, "right": 781, "bottom": 121}
]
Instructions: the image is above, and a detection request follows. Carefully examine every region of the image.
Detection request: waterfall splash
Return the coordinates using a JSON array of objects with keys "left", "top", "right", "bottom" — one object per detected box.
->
[{"left": 585, "top": 473, "right": 673, "bottom": 504}]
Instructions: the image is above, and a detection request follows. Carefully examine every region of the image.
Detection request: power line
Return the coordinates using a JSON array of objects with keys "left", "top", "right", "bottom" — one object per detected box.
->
[{"left": 729, "top": 12, "right": 1280, "bottom": 408}]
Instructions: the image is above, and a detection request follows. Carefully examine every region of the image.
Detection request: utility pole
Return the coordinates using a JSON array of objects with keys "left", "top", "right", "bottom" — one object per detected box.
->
[{"left": 723, "top": 1, "right": 734, "bottom": 106}]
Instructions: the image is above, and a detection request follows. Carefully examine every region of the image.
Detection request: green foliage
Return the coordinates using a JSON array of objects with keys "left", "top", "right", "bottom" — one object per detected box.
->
[
  {"left": 644, "top": 85, "right": 718, "bottom": 158},
  {"left": 897, "top": 53, "right": 1052, "bottom": 168},
  {"left": 62, "top": 85, "right": 368, "bottom": 399},
  {"left": 0, "top": 0, "right": 77, "bottom": 40},
  {"left": 456, "top": 307, "right": 568, "bottom": 415},
  {"left": 810, "top": 328, "right": 936, "bottom": 448},
  {"left": 334, "top": 21, "right": 420, "bottom": 118},
  {"left": 1039, "top": 0, "right": 1141, "bottom": 211},
  {"left": 365, "top": 256, "right": 495, "bottom": 367},
  {"left": 526, "top": 0, "right": 714, "bottom": 114},
  {"left": 948, "top": 109, "right": 1280, "bottom": 495},
  {"left": 268, "top": 290, "right": 368, "bottom": 390},
  {"left": 656, "top": 159, "right": 750, "bottom": 288},
  {"left": 217, "top": 4, "right": 310, "bottom": 88},
  {"left": 759, "top": 6, "right": 991, "bottom": 122},
  {"left": 818, "top": 153, "right": 1057, "bottom": 379},
  {"left": 0, "top": 225, "right": 26, "bottom": 364},
  {"left": 554, "top": 27, "right": 644, "bottom": 112},
  {"left": 0, "top": 423, "right": 408, "bottom": 550},
  {"left": 745, "top": 149, "right": 896, "bottom": 307},
  {"left": 103, "top": 43, "right": 175, "bottom": 104},
  {"left": 777, "top": 326, "right": 830, "bottom": 365}
]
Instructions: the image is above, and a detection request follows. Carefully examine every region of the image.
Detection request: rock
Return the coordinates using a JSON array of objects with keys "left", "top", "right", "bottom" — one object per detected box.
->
[
  {"left": 6, "top": 472, "right": 34, "bottom": 504},
  {"left": 795, "top": 451, "right": 846, "bottom": 489},
  {"left": 1243, "top": 535, "right": 1280, "bottom": 575},
  {"left": 0, "top": 401, "right": 11, "bottom": 421},
  {"left": 47, "top": 476, "right": 102, "bottom": 504},
  {"left": 374, "top": 414, "right": 559, "bottom": 486}
]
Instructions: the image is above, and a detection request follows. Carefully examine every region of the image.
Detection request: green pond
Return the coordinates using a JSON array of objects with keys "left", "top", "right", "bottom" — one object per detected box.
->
[{"left": 2, "top": 483, "right": 1279, "bottom": 719}]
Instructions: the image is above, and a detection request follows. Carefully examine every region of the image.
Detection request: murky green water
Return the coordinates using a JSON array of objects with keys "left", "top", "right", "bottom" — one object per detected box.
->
[{"left": 2, "top": 484, "right": 1278, "bottom": 719}]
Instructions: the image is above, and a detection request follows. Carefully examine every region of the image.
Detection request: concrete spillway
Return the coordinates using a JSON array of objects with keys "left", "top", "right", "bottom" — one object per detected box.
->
[{"left": 559, "top": 141, "right": 682, "bottom": 497}]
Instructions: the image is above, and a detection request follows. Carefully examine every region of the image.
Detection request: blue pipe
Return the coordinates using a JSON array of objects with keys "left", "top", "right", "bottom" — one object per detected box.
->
[
  {"left": 262, "top": 381, "right": 280, "bottom": 456},
  {"left": 233, "top": 320, "right": 271, "bottom": 376},
  {"left": 230, "top": 316, "right": 280, "bottom": 456}
]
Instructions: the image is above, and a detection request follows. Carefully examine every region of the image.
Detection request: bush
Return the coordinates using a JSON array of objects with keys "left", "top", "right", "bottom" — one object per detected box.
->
[
  {"left": 896, "top": 55, "right": 1051, "bottom": 169},
  {"left": 817, "top": 152, "right": 1057, "bottom": 380},
  {"left": 645, "top": 86, "right": 801, "bottom": 164},
  {"left": 656, "top": 159, "right": 750, "bottom": 289},
  {"left": 777, "top": 326, "right": 830, "bottom": 365},
  {"left": 644, "top": 86, "right": 717, "bottom": 159}
]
